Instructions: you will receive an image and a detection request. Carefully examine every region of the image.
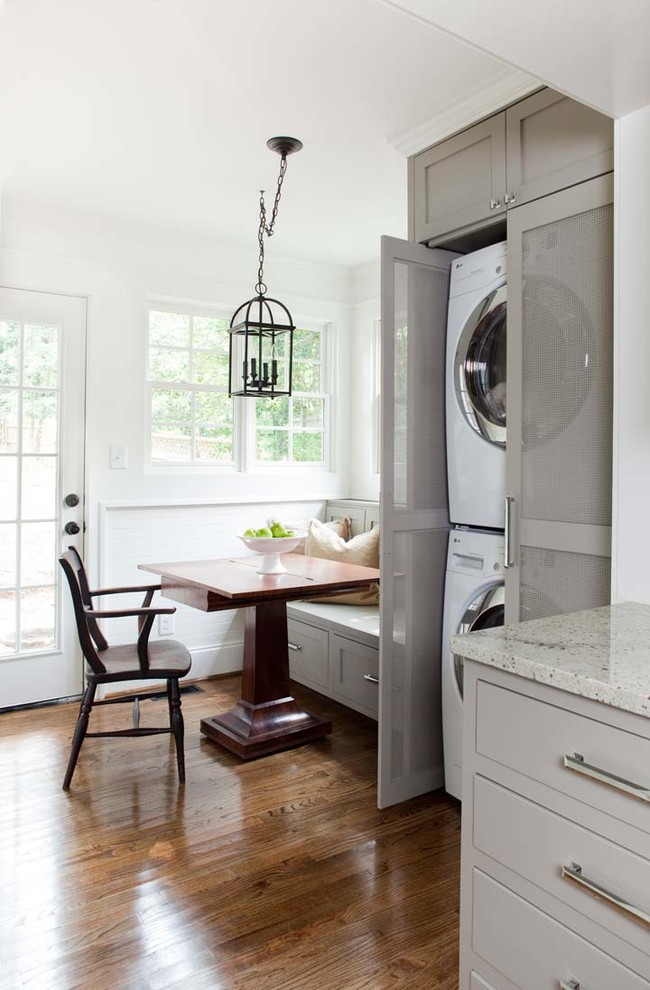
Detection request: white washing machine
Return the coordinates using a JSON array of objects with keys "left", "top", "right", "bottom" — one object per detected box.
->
[
  {"left": 442, "top": 527, "right": 504, "bottom": 800},
  {"left": 446, "top": 241, "right": 507, "bottom": 529}
]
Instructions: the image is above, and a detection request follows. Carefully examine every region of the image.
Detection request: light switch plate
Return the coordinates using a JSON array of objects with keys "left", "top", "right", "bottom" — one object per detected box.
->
[{"left": 109, "top": 443, "right": 127, "bottom": 469}]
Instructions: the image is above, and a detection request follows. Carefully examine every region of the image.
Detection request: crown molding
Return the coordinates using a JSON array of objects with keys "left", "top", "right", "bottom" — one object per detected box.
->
[{"left": 388, "top": 68, "right": 540, "bottom": 158}]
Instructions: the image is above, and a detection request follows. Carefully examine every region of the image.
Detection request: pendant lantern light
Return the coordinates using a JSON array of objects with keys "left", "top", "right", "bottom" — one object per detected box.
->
[{"left": 228, "top": 136, "right": 303, "bottom": 398}]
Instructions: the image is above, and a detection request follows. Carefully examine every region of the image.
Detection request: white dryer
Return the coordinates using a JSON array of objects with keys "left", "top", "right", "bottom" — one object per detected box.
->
[
  {"left": 442, "top": 527, "right": 504, "bottom": 801},
  {"left": 446, "top": 241, "right": 507, "bottom": 529}
]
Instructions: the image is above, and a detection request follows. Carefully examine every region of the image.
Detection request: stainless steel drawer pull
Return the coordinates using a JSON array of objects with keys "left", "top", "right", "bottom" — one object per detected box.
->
[
  {"left": 559, "top": 981, "right": 580, "bottom": 990},
  {"left": 564, "top": 752, "right": 650, "bottom": 803},
  {"left": 287, "top": 642, "right": 302, "bottom": 652},
  {"left": 562, "top": 862, "right": 650, "bottom": 930},
  {"left": 363, "top": 673, "right": 379, "bottom": 684}
]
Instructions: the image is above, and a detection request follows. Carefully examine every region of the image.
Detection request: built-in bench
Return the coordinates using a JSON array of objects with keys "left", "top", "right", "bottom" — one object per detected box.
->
[{"left": 286, "top": 499, "right": 380, "bottom": 720}]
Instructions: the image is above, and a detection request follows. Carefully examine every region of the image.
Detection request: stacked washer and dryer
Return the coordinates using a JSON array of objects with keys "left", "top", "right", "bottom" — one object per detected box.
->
[{"left": 442, "top": 242, "right": 508, "bottom": 801}]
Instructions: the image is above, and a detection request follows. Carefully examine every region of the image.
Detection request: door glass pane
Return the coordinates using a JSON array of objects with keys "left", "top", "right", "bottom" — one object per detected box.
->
[
  {"left": 0, "top": 524, "right": 17, "bottom": 587},
  {"left": 22, "top": 456, "right": 57, "bottom": 520},
  {"left": 22, "top": 391, "right": 58, "bottom": 454},
  {"left": 0, "top": 590, "right": 16, "bottom": 655},
  {"left": 23, "top": 325, "right": 60, "bottom": 388},
  {"left": 0, "top": 388, "right": 19, "bottom": 452},
  {"left": 0, "top": 322, "right": 20, "bottom": 385},
  {"left": 0, "top": 456, "right": 18, "bottom": 519},
  {"left": 20, "top": 586, "right": 56, "bottom": 652},
  {"left": 1, "top": 316, "right": 64, "bottom": 661},
  {"left": 21, "top": 522, "right": 56, "bottom": 586}
]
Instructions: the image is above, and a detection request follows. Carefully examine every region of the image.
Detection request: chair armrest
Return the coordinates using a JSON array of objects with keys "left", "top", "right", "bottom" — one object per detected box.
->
[
  {"left": 84, "top": 605, "right": 176, "bottom": 619},
  {"left": 88, "top": 584, "right": 162, "bottom": 596}
]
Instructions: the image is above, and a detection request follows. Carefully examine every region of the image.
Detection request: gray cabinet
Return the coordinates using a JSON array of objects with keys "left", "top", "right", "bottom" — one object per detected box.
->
[
  {"left": 459, "top": 664, "right": 650, "bottom": 988},
  {"left": 505, "top": 87, "right": 614, "bottom": 209},
  {"left": 412, "top": 89, "right": 613, "bottom": 245},
  {"left": 413, "top": 114, "right": 506, "bottom": 243},
  {"left": 504, "top": 173, "right": 614, "bottom": 622}
]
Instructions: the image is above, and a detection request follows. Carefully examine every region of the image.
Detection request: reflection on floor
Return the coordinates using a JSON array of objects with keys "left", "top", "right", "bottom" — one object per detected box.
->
[{"left": 1, "top": 676, "right": 461, "bottom": 990}]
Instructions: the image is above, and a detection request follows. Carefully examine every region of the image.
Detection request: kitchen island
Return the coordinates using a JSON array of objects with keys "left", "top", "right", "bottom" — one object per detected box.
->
[{"left": 451, "top": 602, "right": 650, "bottom": 990}]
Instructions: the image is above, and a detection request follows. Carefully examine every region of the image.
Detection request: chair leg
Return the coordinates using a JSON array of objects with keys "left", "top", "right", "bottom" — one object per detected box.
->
[
  {"left": 168, "top": 678, "right": 185, "bottom": 784},
  {"left": 63, "top": 682, "right": 96, "bottom": 791}
]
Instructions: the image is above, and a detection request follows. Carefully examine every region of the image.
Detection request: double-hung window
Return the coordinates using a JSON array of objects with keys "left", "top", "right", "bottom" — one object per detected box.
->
[{"left": 147, "top": 307, "right": 329, "bottom": 470}]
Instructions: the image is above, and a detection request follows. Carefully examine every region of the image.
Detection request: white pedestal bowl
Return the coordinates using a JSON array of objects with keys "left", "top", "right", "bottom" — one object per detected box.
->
[{"left": 236, "top": 533, "right": 305, "bottom": 575}]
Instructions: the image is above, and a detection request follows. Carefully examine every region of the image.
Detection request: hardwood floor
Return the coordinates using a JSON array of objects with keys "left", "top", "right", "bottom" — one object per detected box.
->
[{"left": 0, "top": 677, "right": 461, "bottom": 990}]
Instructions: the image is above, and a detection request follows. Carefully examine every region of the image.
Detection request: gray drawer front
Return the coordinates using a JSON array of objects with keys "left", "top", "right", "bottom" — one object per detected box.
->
[
  {"left": 473, "top": 868, "right": 649, "bottom": 990},
  {"left": 470, "top": 973, "right": 499, "bottom": 990},
  {"left": 330, "top": 633, "right": 379, "bottom": 718},
  {"left": 476, "top": 680, "right": 650, "bottom": 832},
  {"left": 287, "top": 619, "right": 329, "bottom": 690},
  {"left": 474, "top": 775, "right": 650, "bottom": 955}
]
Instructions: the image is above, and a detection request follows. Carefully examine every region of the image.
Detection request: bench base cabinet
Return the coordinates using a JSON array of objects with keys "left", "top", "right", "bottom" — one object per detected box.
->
[
  {"left": 460, "top": 662, "right": 650, "bottom": 989},
  {"left": 288, "top": 616, "right": 379, "bottom": 721}
]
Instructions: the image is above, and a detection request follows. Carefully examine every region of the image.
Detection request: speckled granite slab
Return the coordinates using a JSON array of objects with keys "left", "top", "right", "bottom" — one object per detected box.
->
[{"left": 450, "top": 601, "right": 650, "bottom": 717}]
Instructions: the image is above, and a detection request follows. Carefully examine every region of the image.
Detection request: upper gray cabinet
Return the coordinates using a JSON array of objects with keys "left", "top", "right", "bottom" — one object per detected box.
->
[
  {"left": 505, "top": 88, "right": 614, "bottom": 208},
  {"left": 412, "top": 89, "right": 613, "bottom": 244},
  {"left": 413, "top": 114, "right": 506, "bottom": 244}
]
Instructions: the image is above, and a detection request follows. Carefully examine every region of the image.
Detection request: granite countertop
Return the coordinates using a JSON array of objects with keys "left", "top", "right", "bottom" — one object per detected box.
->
[{"left": 449, "top": 601, "right": 650, "bottom": 717}]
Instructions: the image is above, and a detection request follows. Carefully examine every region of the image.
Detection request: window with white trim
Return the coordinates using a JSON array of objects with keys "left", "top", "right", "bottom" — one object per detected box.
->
[{"left": 147, "top": 308, "right": 329, "bottom": 469}]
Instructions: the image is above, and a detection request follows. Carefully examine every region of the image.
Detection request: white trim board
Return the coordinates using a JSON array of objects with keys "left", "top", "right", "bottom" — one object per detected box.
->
[{"left": 388, "top": 67, "right": 540, "bottom": 158}]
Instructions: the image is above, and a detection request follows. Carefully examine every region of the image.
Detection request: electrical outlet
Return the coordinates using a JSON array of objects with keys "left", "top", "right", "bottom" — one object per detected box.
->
[{"left": 158, "top": 614, "right": 175, "bottom": 636}]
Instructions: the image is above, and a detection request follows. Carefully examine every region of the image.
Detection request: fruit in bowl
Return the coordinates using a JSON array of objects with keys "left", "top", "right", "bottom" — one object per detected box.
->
[{"left": 237, "top": 524, "right": 305, "bottom": 575}]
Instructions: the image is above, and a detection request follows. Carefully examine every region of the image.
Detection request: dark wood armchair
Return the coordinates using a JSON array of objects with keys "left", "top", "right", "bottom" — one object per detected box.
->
[{"left": 59, "top": 547, "right": 192, "bottom": 790}]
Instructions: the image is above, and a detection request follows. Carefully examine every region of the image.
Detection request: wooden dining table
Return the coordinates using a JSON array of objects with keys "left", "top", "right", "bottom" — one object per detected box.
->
[{"left": 138, "top": 553, "right": 380, "bottom": 759}]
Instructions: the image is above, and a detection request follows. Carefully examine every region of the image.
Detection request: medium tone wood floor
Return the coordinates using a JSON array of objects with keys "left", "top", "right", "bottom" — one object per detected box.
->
[{"left": 1, "top": 677, "right": 461, "bottom": 990}]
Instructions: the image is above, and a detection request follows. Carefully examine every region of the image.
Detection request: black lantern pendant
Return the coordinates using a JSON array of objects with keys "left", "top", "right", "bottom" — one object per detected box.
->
[{"left": 229, "top": 136, "right": 303, "bottom": 398}]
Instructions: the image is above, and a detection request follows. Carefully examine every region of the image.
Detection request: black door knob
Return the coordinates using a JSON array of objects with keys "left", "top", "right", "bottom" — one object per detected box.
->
[
  {"left": 64, "top": 521, "right": 80, "bottom": 535},
  {"left": 64, "top": 493, "right": 80, "bottom": 507}
]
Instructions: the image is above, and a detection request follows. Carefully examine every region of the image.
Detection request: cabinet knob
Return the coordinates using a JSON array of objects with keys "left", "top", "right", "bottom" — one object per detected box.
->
[
  {"left": 505, "top": 191, "right": 517, "bottom": 205},
  {"left": 489, "top": 198, "right": 502, "bottom": 210}
]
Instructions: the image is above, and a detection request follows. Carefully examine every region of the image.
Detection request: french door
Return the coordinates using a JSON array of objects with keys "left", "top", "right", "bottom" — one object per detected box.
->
[{"left": 0, "top": 288, "right": 86, "bottom": 707}]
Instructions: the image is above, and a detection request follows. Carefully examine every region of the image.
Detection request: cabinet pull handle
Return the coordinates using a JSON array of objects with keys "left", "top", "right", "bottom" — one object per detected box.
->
[
  {"left": 363, "top": 673, "right": 379, "bottom": 684},
  {"left": 504, "top": 496, "right": 515, "bottom": 568},
  {"left": 559, "top": 981, "right": 580, "bottom": 990},
  {"left": 489, "top": 197, "right": 502, "bottom": 210},
  {"left": 562, "top": 862, "right": 650, "bottom": 930},
  {"left": 287, "top": 642, "right": 302, "bottom": 652},
  {"left": 504, "top": 191, "right": 517, "bottom": 204},
  {"left": 564, "top": 752, "right": 650, "bottom": 803}
]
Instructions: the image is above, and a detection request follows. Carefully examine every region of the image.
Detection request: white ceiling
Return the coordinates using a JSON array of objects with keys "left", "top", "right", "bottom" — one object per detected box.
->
[
  {"left": 383, "top": 0, "right": 650, "bottom": 119},
  {"left": 0, "top": 0, "right": 530, "bottom": 268}
]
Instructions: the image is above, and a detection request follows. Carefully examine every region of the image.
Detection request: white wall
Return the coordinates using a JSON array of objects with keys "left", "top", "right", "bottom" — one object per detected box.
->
[
  {"left": 0, "top": 197, "right": 368, "bottom": 675},
  {"left": 612, "top": 104, "right": 650, "bottom": 603}
]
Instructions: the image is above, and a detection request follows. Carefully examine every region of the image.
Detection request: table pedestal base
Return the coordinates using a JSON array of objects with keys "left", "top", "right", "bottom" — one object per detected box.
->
[{"left": 200, "top": 698, "right": 332, "bottom": 760}]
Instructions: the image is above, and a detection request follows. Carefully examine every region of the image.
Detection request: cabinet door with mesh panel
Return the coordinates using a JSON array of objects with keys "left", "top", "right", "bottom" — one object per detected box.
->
[
  {"left": 378, "top": 237, "right": 457, "bottom": 808},
  {"left": 505, "top": 174, "right": 613, "bottom": 622}
]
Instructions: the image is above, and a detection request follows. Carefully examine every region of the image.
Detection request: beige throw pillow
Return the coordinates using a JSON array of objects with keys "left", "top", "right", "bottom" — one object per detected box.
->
[
  {"left": 291, "top": 516, "right": 351, "bottom": 555},
  {"left": 305, "top": 518, "right": 380, "bottom": 606}
]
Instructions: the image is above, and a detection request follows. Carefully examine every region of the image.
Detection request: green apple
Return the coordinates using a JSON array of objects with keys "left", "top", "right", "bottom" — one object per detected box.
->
[
  {"left": 270, "top": 521, "right": 288, "bottom": 538},
  {"left": 256, "top": 527, "right": 272, "bottom": 538},
  {"left": 243, "top": 528, "right": 257, "bottom": 537}
]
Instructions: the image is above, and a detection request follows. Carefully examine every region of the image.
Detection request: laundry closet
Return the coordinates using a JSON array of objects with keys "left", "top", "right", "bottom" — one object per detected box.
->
[{"left": 378, "top": 87, "right": 614, "bottom": 803}]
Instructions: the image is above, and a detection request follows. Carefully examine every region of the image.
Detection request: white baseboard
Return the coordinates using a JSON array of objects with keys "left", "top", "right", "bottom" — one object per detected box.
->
[{"left": 188, "top": 641, "right": 243, "bottom": 680}]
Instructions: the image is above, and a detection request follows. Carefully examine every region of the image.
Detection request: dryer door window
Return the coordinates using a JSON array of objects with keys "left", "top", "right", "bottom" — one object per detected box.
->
[
  {"left": 453, "top": 585, "right": 505, "bottom": 698},
  {"left": 454, "top": 283, "right": 507, "bottom": 446}
]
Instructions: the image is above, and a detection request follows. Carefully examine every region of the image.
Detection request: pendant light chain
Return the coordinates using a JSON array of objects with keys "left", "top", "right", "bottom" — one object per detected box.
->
[{"left": 256, "top": 153, "right": 288, "bottom": 296}]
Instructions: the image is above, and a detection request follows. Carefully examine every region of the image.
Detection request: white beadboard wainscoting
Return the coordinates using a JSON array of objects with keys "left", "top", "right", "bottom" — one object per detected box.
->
[{"left": 97, "top": 498, "right": 327, "bottom": 684}]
